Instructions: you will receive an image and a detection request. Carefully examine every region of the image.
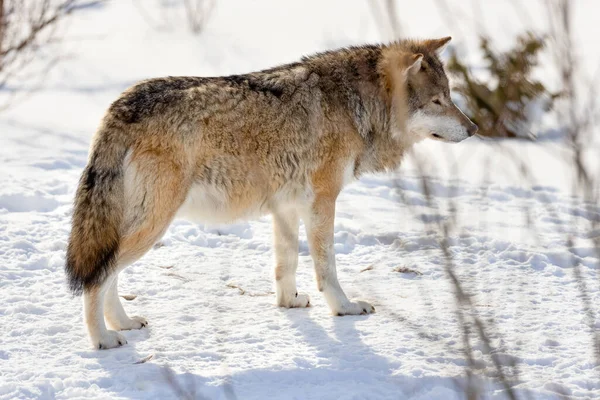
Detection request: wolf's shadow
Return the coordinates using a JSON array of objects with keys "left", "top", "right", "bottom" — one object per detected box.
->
[{"left": 92, "top": 307, "right": 481, "bottom": 400}]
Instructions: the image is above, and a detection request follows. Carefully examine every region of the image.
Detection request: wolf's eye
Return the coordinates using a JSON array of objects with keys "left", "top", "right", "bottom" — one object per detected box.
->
[{"left": 433, "top": 99, "right": 442, "bottom": 105}]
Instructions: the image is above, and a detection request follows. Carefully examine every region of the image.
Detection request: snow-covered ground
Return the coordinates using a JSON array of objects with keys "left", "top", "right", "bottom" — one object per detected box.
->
[{"left": 1, "top": 1, "right": 600, "bottom": 399}]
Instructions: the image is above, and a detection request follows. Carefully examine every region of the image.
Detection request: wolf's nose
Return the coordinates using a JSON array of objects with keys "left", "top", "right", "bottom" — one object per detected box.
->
[{"left": 467, "top": 123, "right": 478, "bottom": 136}]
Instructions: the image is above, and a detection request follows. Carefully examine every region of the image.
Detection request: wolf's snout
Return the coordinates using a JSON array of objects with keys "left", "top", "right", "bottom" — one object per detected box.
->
[{"left": 467, "top": 122, "right": 478, "bottom": 136}]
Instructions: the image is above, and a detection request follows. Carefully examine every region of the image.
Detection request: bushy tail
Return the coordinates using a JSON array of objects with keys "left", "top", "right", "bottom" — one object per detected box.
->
[{"left": 66, "top": 126, "right": 129, "bottom": 295}]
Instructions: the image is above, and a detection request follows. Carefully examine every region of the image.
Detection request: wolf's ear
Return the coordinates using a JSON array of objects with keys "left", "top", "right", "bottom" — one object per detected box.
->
[
  {"left": 404, "top": 53, "right": 423, "bottom": 76},
  {"left": 426, "top": 36, "right": 452, "bottom": 55}
]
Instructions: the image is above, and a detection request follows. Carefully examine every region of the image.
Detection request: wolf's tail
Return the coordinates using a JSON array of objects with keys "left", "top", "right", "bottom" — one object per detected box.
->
[{"left": 65, "top": 123, "right": 130, "bottom": 295}]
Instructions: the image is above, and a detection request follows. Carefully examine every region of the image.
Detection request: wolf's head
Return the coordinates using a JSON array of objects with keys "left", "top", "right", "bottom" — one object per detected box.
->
[{"left": 383, "top": 37, "right": 477, "bottom": 143}]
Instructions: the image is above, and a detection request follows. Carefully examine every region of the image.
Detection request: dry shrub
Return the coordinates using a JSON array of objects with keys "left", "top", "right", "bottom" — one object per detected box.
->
[
  {"left": 447, "top": 32, "right": 561, "bottom": 138},
  {"left": 134, "top": 0, "right": 216, "bottom": 35},
  {"left": 0, "top": 0, "right": 101, "bottom": 110}
]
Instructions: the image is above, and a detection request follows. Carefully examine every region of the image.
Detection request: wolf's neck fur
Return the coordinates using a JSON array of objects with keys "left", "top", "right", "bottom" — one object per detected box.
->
[
  {"left": 303, "top": 44, "right": 419, "bottom": 177},
  {"left": 351, "top": 91, "right": 418, "bottom": 177}
]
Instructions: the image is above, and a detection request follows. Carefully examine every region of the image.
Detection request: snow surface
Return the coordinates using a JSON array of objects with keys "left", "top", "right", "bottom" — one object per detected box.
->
[{"left": 1, "top": 1, "right": 600, "bottom": 399}]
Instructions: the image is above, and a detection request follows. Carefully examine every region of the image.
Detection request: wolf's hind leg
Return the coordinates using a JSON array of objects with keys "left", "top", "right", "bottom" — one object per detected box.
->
[
  {"left": 104, "top": 275, "right": 147, "bottom": 331},
  {"left": 273, "top": 209, "right": 310, "bottom": 308},
  {"left": 84, "top": 281, "right": 127, "bottom": 349},
  {"left": 90, "top": 148, "right": 190, "bottom": 348}
]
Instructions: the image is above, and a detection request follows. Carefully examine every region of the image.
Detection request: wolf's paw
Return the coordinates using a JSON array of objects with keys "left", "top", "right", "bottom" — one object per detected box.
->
[
  {"left": 332, "top": 299, "right": 375, "bottom": 316},
  {"left": 95, "top": 330, "right": 127, "bottom": 350},
  {"left": 120, "top": 316, "right": 148, "bottom": 330},
  {"left": 129, "top": 316, "right": 148, "bottom": 329},
  {"left": 108, "top": 315, "right": 148, "bottom": 331},
  {"left": 279, "top": 292, "right": 311, "bottom": 308},
  {"left": 292, "top": 293, "right": 311, "bottom": 308}
]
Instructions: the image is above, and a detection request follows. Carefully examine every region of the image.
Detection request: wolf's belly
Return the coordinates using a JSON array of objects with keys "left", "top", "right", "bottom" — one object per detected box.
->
[
  {"left": 176, "top": 182, "right": 258, "bottom": 223},
  {"left": 176, "top": 181, "right": 311, "bottom": 224}
]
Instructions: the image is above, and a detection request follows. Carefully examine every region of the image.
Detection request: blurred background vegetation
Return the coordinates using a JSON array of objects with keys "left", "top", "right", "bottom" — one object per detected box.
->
[{"left": 448, "top": 33, "right": 561, "bottom": 139}]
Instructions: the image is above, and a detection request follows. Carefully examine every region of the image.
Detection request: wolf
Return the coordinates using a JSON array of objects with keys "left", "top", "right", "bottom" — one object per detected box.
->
[{"left": 65, "top": 37, "right": 477, "bottom": 349}]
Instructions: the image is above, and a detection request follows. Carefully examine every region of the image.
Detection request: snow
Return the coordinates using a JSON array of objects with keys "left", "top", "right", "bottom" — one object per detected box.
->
[{"left": 1, "top": 0, "right": 600, "bottom": 399}]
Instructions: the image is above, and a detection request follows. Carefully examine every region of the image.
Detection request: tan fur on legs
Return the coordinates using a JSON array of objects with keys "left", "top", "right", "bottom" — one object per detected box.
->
[
  {"left": 110, "top": 146, "right": 191, "bottom": 317},
  {"left": 303, "top": 195, "right": 374, "bottom": 316},
  {"left": 119, "top": 145, "right": 192, "bottom": 265},
  {"left": 273, "top": 209, "right": 309, "bottom": 308},
  {"left": 303, "top": 160, "right": 375, "bottom": 316}
]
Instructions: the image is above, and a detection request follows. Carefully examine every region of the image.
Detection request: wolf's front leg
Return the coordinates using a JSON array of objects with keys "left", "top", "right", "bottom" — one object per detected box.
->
[
  {"left": 304, "top": 196, "right": 375, "bottom": 315},
  {"left": 273, "top": 210, "right": 310, "bottom": 308}
]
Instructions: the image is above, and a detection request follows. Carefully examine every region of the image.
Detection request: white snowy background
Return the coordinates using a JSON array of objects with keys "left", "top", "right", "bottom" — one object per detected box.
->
[{"left": 1, "top": 1, "right": 600, "bottom": 399}]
